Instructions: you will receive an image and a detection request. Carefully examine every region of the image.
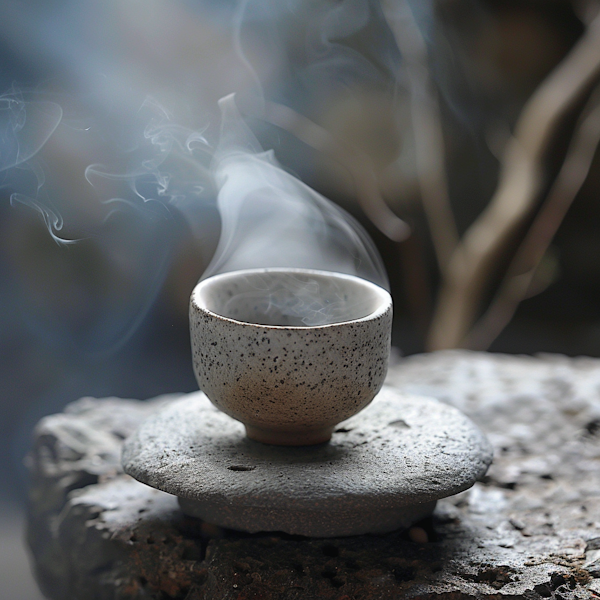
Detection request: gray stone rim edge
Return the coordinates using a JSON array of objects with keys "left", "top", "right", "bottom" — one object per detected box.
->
[{"left": 177, "top": 497, "right": 439, "bottom": 537}]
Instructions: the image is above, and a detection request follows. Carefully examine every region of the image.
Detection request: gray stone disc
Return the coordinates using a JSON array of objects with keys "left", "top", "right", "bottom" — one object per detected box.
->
[{"left": 122, "top": 387, "right": 492, "bottom": 537}]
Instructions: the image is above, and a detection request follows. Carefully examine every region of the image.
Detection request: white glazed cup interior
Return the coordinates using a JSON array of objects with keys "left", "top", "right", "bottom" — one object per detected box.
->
[{"left": 193, "top": 268, "right": 389, "bottom": 327}]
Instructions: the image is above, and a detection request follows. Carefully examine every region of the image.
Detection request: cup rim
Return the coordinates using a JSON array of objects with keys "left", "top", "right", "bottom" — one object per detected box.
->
[{"left": 190, "top": 267, "right": 392, "bottom": 330}]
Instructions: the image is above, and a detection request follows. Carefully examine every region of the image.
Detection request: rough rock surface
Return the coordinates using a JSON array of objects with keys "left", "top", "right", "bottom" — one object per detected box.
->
[
  {"left": 122, "top": 388, "right": 492, "bottom": 537},
  {"left": 27, "top": 351, "right": 600, "bottom": 599}
]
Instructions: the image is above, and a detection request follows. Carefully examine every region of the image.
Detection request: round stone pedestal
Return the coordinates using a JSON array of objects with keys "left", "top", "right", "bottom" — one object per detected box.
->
[{"left": 122, "top": 386, "right": 492, "bottom": 537}]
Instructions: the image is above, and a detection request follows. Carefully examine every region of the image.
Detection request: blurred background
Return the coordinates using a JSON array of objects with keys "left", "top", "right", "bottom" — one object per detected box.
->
[{"left": 2, "top": 0, "right": 600, "bottom": 597}]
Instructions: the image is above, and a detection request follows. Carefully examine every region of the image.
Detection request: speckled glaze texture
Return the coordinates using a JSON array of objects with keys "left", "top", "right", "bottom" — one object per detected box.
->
[{"left": 189, "top": 268, "right": 393, "bottom": 445}]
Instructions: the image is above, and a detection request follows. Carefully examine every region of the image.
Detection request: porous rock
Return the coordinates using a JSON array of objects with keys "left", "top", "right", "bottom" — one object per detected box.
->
[
  {"left": 122, "top": 388, "right": 492, "bottom": 536},
  {"left": 27, "top": 351, "right": 600, "bottom": 599}
]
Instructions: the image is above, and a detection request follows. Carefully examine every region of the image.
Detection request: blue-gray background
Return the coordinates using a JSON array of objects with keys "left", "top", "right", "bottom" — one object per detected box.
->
[{"left": 1, "top": 1, "right": 597, "bottom": 598}]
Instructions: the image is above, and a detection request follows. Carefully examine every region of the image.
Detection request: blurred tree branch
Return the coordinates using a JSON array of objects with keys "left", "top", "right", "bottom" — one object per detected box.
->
[
  {"left": 427, "top": 9, "right": 600, "bottom": 350},
  {"left": 262, "top": 101, "right": 410, "bottom": 243},
  {"left": 253, "top": 2, "right": 600, "bottom": 352},
  {"left": 465, "top": 83, "right": 600, "bottom": 349}
]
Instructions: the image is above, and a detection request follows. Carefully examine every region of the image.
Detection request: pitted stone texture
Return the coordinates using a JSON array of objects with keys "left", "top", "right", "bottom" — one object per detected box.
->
[
  {"left": 189, "top": 269, "right": 393, "bottom": 445},
  {"left": 27, "top": 351, "right": 600, "bottom": 599},
  {"left": 122, "top": 386, "right": 492, "bottom": 537}
]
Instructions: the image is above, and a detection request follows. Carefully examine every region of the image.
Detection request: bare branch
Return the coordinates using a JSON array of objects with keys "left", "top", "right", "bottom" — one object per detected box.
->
[
  {"left": 428, "top": 13, "right": 600, "bottom": 350},
  {"left": 262, "top": 101, "right": 410, "bottom": 243},
  {"left": 465, "top": 85, "right": 600, "bottom": 349}
]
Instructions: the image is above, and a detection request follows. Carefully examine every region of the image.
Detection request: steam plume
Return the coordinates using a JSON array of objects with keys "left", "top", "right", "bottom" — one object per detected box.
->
[{"left": 205, "top": 94, "right": 389, "bottom": 290}]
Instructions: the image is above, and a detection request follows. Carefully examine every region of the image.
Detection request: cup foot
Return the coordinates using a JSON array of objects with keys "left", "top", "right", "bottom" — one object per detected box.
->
[{"left": 244, "top": 424, "right": 334, "bottom": 446}]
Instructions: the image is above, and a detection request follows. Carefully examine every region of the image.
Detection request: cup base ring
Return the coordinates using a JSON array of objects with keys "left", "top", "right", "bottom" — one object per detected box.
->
[{"left": 244, "top": 424, "right": 334, "bottom": 446}]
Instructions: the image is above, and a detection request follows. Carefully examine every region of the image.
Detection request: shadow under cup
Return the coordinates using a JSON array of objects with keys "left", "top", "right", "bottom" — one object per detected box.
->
[{"left": 190, "top": 268, "right": 393, "bottom": 445}]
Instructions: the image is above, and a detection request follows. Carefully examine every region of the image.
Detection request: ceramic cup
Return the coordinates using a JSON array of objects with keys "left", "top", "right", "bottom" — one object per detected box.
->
[{"left": 189, "top": 268, "right": 392, "bottom": 445}]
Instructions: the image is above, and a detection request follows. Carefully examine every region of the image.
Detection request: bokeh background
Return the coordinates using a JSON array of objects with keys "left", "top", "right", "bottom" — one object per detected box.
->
[{"left": 2, "top": 1, "right": 600, "bottom": 597}]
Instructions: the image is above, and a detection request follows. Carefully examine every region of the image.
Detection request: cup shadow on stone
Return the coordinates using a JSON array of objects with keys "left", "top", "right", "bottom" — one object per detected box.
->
[{"left": 190, "top": 431, "right": 355, "bottom": 469}]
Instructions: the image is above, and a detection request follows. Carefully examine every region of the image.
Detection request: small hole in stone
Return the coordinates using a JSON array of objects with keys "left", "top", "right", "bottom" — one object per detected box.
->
[
  {"left": 550, "top": 573, "right": 569, "bottom": 591},
  {"left": 228, "top": 465, "right": 256, "bottom": 472},
  {"left": 182, "top": 544, "right": 203, "bottom": 561},
  {"left": 292, "top": 562, "right": 306, "bottom": 575},
  {"left": 321, "top": 570, "right": 344, "bottom": 588},
  {"left": 321, "top": 544, "right": 339, "bottom": 557},
  {"left": 585, "top": 418, "right": 600, "bottom": 436},
  {"left": 345, "top": 561, "right": 359, "bottom": 572},
  {"left": 534, "top": 583, "right": 552, "bottom": 597},
  {"left": 389, "top": 419, "right": 410, "bottom": 428},
  {"left": 392, "top": 566, "right": 415, "bottom": 583}
]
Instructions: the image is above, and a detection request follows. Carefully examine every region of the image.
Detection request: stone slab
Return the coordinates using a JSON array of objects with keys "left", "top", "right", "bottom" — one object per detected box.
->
[
  {"left": 26, "top": 351, "right": 600, "bottom": 599},
  {"left": 122, "top": 388, "right": 492, "bottom": 536}
]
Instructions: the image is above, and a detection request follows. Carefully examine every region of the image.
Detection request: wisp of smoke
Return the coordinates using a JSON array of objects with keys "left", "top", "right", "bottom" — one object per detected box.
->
[
  {"left": 0, "top": 90, "right": 70, "bottom": 243},
  {"left": 0, "top": 91, "right": 215, "bottom": 352},
  {"left": 206, "top": 94, "right": 388, "bottom": 287},
  {"left": 220, "top": 269, "right": 379, "bottom": 327},
  {"left": 2, "top": 82, "right": 388, "bottom": 339},
  {"left": 201, "top": 93, "right": 388, "bottom": 326}
]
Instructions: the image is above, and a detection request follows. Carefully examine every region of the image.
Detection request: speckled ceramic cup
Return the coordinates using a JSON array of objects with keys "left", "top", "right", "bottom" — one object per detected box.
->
[{"left": 190, "top": 268, "right": 392, "bottom": 445}]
